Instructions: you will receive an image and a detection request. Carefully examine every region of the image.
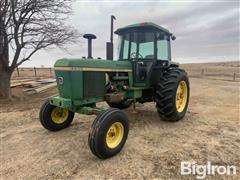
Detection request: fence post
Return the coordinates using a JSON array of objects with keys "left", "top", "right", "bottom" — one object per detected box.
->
[
  {"left": 201, "top": 69, "right": 204, "bottom": 76},
  {"left": 34, "top": 67, "right": 37, "bottom": 77},
  {"left": 49, "top": 68, "right": 52, "bottom": 77},
  {"left": 233, "top": 73, "right": 236, "bottom": 81},
  {"left": 17, "top": 67, "right": 20, "bottom": 77}
]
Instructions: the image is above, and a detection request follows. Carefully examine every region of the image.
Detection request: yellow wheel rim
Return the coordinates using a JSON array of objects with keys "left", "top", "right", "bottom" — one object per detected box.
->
[
  {"left": 51, "top": 107, "right": 69, "bottom": 124},
  {"left": 106, "top": 122, "right": 124, "bottom": 149},
  {"left": 176, "top": 80, "right": 188, "bottom": 113}
]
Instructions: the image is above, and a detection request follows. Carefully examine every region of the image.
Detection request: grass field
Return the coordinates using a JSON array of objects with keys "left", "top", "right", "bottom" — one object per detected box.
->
[{"left": 181, "top": 61, "right": 240, "bottom": 81}]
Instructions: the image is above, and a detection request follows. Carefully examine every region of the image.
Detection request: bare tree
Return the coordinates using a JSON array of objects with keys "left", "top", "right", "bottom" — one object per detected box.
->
[{"left": 0, "top": 0, "right": 79, "bottom": 99}]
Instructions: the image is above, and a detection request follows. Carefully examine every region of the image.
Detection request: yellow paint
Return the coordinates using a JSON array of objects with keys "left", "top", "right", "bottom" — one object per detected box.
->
[
  {"left": 51, "top": 107, "right": 69, "bottom": 124},
  {"left": 105, "top": 73, "right": 109, "bottom": 85},
  {"left": 106, "top": 122, "right": 124, "bottom": 149},
  {"left": 176, "top": 80, "right": 188, "bottom": 112}
]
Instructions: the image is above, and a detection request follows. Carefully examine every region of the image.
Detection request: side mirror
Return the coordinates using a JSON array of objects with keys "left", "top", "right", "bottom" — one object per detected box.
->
[{"left": 171, "top": 35, "right": 176, "bottom": 41}]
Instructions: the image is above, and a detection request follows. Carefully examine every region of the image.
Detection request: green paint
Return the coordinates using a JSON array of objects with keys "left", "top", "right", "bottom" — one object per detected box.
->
[
  {"left": 49, "top": 96, "right": 72, "bottom": 109},
  {"left": 75, "top": 106, "right": 109, "bottom": 115},
  {"left": 125, "top": 89, "right": 143, "bottom": 99},
  {"left": 54, "top": 58, "right": 132, "bottom": 70},
  {"left": 55, "top": 70, "right": 83, "bottom": 99},
  {"left": 128, "top": 72, "right": 133, "bottom": 87},
  {"left": 49, "top": 95, "right": 109, "bottom": 115},
  {"left": 112, "top": 76, "right": 129, "bottom": 81}
]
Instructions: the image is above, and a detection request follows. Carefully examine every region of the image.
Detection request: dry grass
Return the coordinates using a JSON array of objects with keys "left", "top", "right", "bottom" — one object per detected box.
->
[
  {"left": 1, "top": 62, "right": 239, "bottom": 179},
  {"left": 181, "top": 61, "right": 240, "bottom": 81}
]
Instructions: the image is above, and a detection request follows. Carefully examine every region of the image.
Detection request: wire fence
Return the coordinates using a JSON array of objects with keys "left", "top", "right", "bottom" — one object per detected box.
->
[
  {"left": 12, "top": 67, "right": 54, "bottom": 78},
  {"left": 12, "top": 67, "right": 240, "bottom": 82},
  {"left": 184, "top": 68, "right": 240, "bottom": 81}
]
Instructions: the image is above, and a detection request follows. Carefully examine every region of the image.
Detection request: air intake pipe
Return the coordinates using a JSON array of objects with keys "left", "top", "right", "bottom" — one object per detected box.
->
[{"left": 83, "top": 34, "right": 96, "bottom": 59}]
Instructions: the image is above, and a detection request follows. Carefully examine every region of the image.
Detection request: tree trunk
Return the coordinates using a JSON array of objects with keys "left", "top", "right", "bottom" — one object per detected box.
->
[
  {"left": 0, "top": 64, "right": 12, "bottom": 99},
  {"left": 0, "top": 13, "right": 12, "bottom": 99}
]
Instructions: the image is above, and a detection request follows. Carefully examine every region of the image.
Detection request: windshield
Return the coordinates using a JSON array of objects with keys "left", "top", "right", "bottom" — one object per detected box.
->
[
  {"left": 139, "top": 32, "right": 155, "bottom": 59},
  {"left": 119, "top": 31, "right": 170, "bottom": 61},
  {"left": 119, "top": 31, "right": 155, "bottom": 60}
]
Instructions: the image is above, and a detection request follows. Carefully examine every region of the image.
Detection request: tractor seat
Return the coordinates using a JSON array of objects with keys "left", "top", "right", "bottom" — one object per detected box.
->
[{"left": 145, "top": 55, "right": 154, "bottom": 59}]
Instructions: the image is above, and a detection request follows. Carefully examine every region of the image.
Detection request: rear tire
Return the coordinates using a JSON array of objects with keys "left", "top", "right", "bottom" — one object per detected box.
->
[
  {"left": 155, "top": 68, "right": 190, "bottom": 122},
  {"left": 88, "top": 108, "right": 129, "bottom": 159},
  {"left": 39, "top": 100, "right": 74, "bottom": 131}
]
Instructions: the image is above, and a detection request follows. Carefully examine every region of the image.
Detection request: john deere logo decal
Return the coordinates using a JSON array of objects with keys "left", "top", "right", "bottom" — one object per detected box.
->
[{"left": 58, "top": 77, "right": 64, "bottom": 85}]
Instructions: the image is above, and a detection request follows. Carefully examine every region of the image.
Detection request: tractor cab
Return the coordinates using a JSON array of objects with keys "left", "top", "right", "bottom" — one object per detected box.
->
[{"left": 115, "top": 22, "right": 175, "bottom": 86}]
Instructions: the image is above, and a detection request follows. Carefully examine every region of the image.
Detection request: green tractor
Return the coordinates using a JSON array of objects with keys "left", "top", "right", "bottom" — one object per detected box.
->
[{"left": 39, "top": 17, "right": 190, "bottom": 159}]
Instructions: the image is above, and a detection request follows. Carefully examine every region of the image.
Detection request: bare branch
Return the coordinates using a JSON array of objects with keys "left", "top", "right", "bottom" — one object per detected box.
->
[{"left": 0, "top": 0, "right": 79, "bottom": 70}]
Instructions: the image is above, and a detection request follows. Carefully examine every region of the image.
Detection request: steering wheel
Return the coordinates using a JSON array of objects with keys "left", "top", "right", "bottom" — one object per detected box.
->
[{"left": 130, "top": 52, "right": 143, "bottom": 59}]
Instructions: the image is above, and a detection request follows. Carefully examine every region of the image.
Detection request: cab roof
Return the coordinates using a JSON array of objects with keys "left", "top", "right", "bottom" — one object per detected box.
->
[{"left": 115, "top": 22, "right": 171, "bottom": 35}]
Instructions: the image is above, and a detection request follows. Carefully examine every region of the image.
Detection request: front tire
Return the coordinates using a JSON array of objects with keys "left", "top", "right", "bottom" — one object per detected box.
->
[
  {"left": 88, "top": 108, "right": 129, "bottom": 159},
  {"left": 39, "top": 100, "right": 74, "bottom": 131},
  {"left": 155, "top": 68, "right": 190, "bottom": 122}
]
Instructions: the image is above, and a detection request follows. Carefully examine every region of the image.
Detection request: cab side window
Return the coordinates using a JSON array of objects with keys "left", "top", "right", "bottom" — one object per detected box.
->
[
  {"left": 130, "top": 32, "right": 137, "bottom": 56},
  {"left": 121, "top": 34, "right": 130, "bottom": 59},
  {"left": 157, "top": 33, "right": 170, "bottom": 60}
]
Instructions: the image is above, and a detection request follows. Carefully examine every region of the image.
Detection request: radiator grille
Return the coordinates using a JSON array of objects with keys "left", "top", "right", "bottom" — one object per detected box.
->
[{"left": 83, "top": 72, "right": 105, "bottom": 98}]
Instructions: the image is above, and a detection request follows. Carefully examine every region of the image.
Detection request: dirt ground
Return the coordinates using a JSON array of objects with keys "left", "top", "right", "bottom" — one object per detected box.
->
[{"left": 0, "top": 76, "right": 240, "bottom": 179}]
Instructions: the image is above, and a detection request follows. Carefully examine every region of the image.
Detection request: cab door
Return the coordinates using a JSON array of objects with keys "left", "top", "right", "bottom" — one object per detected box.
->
[
  {"left": 132, "top": 32, "right": 155, "bottom": 87},
  {"left": 132, "top": 60, "right": 154, "bottom": 86}
]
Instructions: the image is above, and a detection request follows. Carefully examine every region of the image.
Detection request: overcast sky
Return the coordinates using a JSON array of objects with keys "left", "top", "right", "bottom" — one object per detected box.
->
[{"left": 22, "top": 0, "right": 239, "bottom": 67}]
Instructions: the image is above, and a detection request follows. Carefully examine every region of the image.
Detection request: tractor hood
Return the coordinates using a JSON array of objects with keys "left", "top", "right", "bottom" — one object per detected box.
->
[
  {"left": 53, "top": 58, "right": 132, "bottom": 103},
  {"left": 54, "top": 58, "right": 132, "bottom": 72}
]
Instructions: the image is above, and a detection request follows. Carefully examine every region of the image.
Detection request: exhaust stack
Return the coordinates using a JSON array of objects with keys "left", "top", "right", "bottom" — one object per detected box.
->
[
  {"left": 106, "top": 15, "right": 116, "bottom": 60},
  {"left": 83, "top": 34, "right": 96, "bottom": 59}
]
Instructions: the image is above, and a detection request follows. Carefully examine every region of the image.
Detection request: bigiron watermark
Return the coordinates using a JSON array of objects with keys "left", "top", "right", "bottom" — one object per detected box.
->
[{"left": 181, "top": 161, "right": 237, "bottom": 179}]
